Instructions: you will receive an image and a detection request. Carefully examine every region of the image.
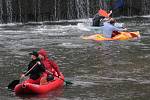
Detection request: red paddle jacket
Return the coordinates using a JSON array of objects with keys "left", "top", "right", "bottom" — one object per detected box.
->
[
  {"left": 38, "top": 49, "right": 61, "bottom": 77},
  {"left": 42, "top": 58, "right": 61, "bottom": 76}
]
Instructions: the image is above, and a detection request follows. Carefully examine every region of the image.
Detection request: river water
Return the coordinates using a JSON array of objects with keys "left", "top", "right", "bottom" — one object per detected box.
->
[{"left": 0, "top": 16, "right": 150, "bottom": 100}]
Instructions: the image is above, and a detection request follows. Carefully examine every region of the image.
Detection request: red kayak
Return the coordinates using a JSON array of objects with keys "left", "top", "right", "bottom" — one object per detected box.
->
[{"left": 14, "top": 73, "right": 64, "bottom": 94}]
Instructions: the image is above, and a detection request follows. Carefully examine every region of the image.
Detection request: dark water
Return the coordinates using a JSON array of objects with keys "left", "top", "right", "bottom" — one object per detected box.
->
[{"left": 0, "top": 16, "right": 150, "bottom": 100}]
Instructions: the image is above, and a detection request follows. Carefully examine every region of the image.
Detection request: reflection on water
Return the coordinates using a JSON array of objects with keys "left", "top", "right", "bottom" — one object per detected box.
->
[{"left": 0, "top": 17, "right": 150, "bottom": 100}]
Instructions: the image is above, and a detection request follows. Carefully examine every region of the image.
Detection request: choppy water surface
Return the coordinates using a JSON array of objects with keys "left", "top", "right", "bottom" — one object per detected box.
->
[{"left": 0, "top": 17, "right": 150, "bottom": 100}]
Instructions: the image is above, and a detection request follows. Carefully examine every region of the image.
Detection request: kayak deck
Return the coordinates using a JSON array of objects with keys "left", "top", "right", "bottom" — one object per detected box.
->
[{"left": 81, "top": 31, "right": 140, "bottom": 41}]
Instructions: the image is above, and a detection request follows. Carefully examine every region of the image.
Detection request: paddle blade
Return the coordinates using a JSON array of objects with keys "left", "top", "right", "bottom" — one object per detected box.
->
[
  {"left": 7, "top": 80, "right": 20, "bottom": 90},
  {"left": 64, "top": 80, "right": 73, "bottom": 86},
  {"left": 98, "top": 9, "right": 109, "bottom": 17}
]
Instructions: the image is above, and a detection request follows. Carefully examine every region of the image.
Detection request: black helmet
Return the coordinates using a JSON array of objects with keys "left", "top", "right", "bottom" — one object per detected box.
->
[{"left": 29, "top": 50, "right": 38, "bottom": 57}]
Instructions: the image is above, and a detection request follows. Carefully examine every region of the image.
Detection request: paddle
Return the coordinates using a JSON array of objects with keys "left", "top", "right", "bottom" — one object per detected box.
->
[
  {"left": 7, "top": 62, "right": 38, "bottom": 90},
  {"left": 46, "top": 70, "right": 73, "bottom": 85},
  {"left": 7, "top": 80, "right": 20, "bottom": 90},
  {"left": 98, "top": 9, "right": 110, "bottom": 18},
  {"left": 99, "top": 0, "right": 124, "bottom": 18}
]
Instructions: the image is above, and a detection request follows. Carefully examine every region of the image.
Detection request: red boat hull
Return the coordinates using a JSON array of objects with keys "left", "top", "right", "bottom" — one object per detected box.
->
[{"left": 14, "top": 74, "right": 64, "bottom": 94}]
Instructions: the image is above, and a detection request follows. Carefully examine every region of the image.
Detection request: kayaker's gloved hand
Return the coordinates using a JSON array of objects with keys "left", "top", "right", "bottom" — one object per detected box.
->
[
  {"left": 123, "top": 28, "right": 127, "bottom": 31},
  {"left": 20, "top": 74, "right": 25, "bottom": 79},
  {"left": 58, "top": 75, "right": 61, "bottom": 78},
  {"left": 37, "top": 61, "right": 41, "bottom": 65}
]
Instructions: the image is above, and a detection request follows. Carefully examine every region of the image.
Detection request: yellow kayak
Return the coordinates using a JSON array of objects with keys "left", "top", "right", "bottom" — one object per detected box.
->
[{"left": 81, "top": 31, "right": 140, "bottom": 41}]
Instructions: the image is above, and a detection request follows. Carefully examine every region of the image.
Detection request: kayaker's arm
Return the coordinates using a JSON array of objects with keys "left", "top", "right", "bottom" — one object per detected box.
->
[
  {"left": 21, "top": 62, "right": 39, "bottom": 78},
  {"left": 113, "top": 26, "right": 127, "bottom": 31},
  {"left": 25, "top": 62, "right": 39, "bottom": 76},
  {"left": 49, "top": 60, "right": 61, "bottom": 77}
]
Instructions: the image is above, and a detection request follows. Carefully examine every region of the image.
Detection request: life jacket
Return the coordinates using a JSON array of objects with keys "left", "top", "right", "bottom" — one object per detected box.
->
[
  {"left": 38, "top": 48, "right": 61, "bottom": 76},
  {"left": 41, "top": 58, "right": 61, "bottom": 76}
]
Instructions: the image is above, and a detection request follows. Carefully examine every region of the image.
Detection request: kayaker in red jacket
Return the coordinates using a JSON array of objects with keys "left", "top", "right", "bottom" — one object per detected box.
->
[{"left": 38, "top": 48, "right": 61, "bottom": 77}]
